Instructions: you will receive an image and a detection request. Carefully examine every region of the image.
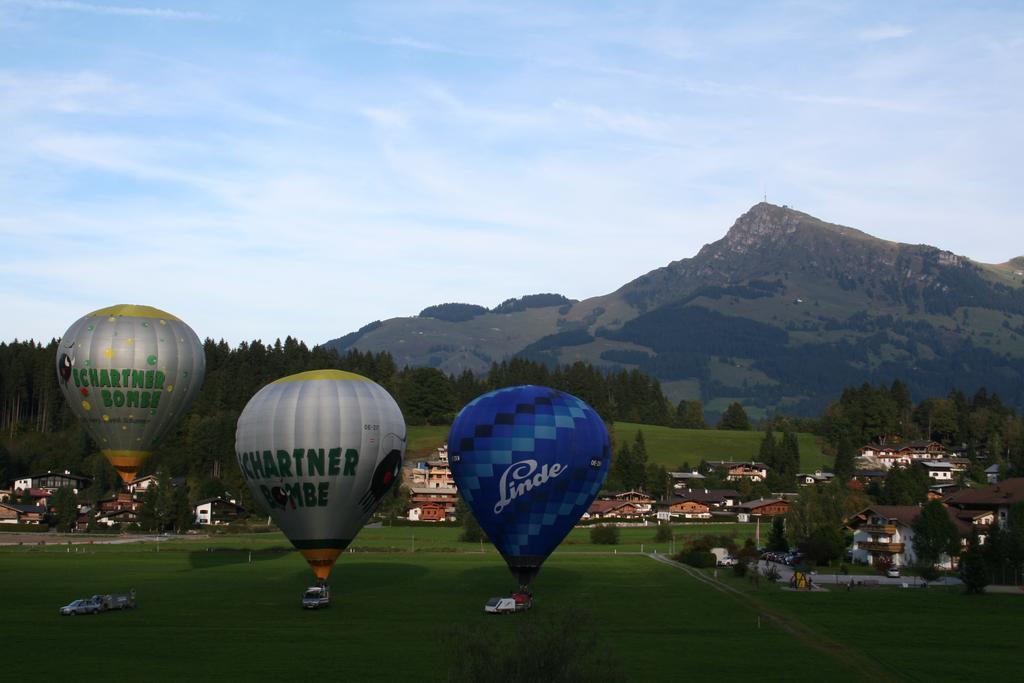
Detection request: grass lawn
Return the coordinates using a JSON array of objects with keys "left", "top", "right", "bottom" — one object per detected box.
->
[
  {"left": 613, "top": 421, "right": 830, "bottom": 471},
  {"left": 3, "top": 539, "right": 851, "bottom": 681},
  {"left": 3, "top": 526, "right": 1019, "bottom": 681},
  {"left": 405, "top": 425, "right": 450, "bottom": 458}
]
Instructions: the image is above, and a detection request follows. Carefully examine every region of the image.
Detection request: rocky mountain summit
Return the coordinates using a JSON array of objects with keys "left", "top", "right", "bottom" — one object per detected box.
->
[{"left": 325, "top": 204, "right": 1024, "bottom": 415}]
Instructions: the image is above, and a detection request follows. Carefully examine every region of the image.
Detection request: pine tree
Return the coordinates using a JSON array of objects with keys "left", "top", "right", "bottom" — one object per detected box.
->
[
  {"left": 759, "top": 430, "right": 777, "bottom": 472},
  {"left": 833, "top": 435, "right": 856, "bottom": 483},
  {"left": 961, "top": 534, "right": 989, "bottom": 594},
  {"left": 717, "top": 402, "right": 750, "bottom": 431}
]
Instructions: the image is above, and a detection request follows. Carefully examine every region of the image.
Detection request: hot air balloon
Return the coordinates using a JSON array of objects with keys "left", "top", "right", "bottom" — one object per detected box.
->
[
  {"left": 56, "top": 304, "right": 205, "bottom": 484},
  {"left": 235, "top": 370, "right": 406, "bottom": 583},
  {"left": 449, "top": 385, "right": 610, "bottom": 589}
]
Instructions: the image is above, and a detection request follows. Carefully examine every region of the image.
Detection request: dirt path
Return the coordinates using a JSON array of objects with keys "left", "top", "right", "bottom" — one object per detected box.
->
[{"left": 648, "top": 553, "right": 902, "bottom": 682}]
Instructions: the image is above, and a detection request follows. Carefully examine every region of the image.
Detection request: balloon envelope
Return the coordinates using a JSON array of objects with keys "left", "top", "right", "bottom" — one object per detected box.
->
[
  {"left": 449, "top": 385, "right": 610, "bottom": 586},
  {"left": 235, "top": 370, "right": 406, "bottom": 581},
  {"left": 56, "top": 304, "right": 205, "bottom": 483}
]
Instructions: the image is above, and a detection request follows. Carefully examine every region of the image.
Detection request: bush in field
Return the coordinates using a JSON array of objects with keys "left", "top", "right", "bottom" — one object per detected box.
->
[
  {"left": 447, "top": 607, "right": 621, "bottom": 682},
  {"left": 761, "top": 564, "right": 781, "bottom": 582},
  {"left": 590, "top": 524, "right": 620, "bottom": 545},
  {"left": 733, "top": 561, "right": 749, "bottom": 578},
  {"left": 654, "top": 523, "right": 673, "bottom": 542},
  {"left": 681, "top": 551, "right": 717, "bottom": 568}
]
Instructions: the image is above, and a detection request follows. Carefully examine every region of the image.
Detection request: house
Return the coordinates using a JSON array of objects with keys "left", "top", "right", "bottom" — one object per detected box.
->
[
  {"left": 845, "top": 505, "right": 981, "bottom": 568},
  {"left": 986, "top": 464, "right": 1001, "bottom": 484},
  {"left": 97, "top": 492, "right": 141, "bottom": 514},
  {"left": 859, "top": 440, "right": 949, "bottom": 469},
  {"left": 194, "top": 498, "right": 248, "bottom": 525},
  {"left": 583, "top": 500, "right": 642, "bottom": 520},
  {"left": 12, "top": 470, "right": 90, "bottom": 495},
  {"left": 704, "top": 461, "right": 769, "bottom": 482},
  {"left": 407, "top": 503, "right": 448, "bottom": 522},
  {"left": 408, "top": 487, "right": 458, "bottom": 520},
  {"left": 94, "top": 509, "right": 139, "bottom": 527},
  {"left": 944, "top": 478, "right": 1024, "bottom": 529},
  {"left": 127, "top": 474, "right": 186, "bottom": 494},
  {"left": 735, "top": 498, "right": 790, "bottom": 520},
  {"left": 920, "top": 461, "right": 955, "bottom": 481},
  {"left": 657, "top": 496, "right": 712, "bottom": 520},
  {"left": 673, "top": 488, "right": 740, "bottom": 510},
  {"left": 797, "top": 470, "right": 835, "bottom": 486},
  {"left": 927, "top": 482, "right": 962, "bottom": 500},
  {"left": 606, "top": 491, "right": 655, "bottom": 513},
  {"left": 669, "top": 471, "right": 706, "bottom": 489},
  {"left": 0, "top": 501, "right": 47, "bottom": 524}
]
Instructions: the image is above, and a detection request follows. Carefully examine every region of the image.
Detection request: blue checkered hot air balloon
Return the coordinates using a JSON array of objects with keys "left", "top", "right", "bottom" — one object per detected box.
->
[{"left": 449, "top": 385, "right": 610, "bottom": 588}]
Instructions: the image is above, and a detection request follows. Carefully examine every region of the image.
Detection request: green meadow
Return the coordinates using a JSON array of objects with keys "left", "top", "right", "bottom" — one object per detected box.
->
[
  {"left": 613, "top": 422, "right": 830, "bottom": 472},
  {"left": 2, "top": 525, "right": 1017, "bottom": 681},
  {"left": 408, "top": 422, "right": 831, "bottom": 472}
]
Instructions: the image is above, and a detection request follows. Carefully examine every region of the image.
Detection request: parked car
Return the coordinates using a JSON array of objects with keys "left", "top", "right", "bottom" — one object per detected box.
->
[
  {"left": 717, "top": 555, "right": 739, "bottom": 567},
  {"left": 484, "top": 597, "right": 517, "bottom": 614},
  {"left": 886, "top": 567, "right": 901, "bottom": 579},
  {"left": 302, "top": 585, "right": 330, "bottom": 609},
  {"left": 59, "top": 598, "right": 102, "bottom": 616},
  {"left": 484, "top": 592, "right": 533, "bottom": 614}
]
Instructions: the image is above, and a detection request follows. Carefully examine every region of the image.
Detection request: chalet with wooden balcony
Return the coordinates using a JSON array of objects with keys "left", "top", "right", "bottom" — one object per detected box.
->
[
  {"left": 944, "top": 478, "right": 1024, "bottom": 529},
  {"left": 845, "top": 504, "right": 981, "bottom": 569},
  {"left": 656, "top": 496, "right": 712, "bottom": 520},
  {"left": 858, "top": 440, "right": 949, "bottom": 470}
]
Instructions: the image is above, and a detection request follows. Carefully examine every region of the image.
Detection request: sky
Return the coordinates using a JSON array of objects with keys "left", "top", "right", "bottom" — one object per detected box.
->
[{"left": 2, "top": 1, "right": 1022, "bottom": 346}]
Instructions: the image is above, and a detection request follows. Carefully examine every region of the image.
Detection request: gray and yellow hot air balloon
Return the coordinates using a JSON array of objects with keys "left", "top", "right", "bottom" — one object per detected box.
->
[
  {"left": 56, "top": 304, "right": 205, "bottom": 484},
  {"left": 235, "top": 370, "right": 406, "bottom": 581}
]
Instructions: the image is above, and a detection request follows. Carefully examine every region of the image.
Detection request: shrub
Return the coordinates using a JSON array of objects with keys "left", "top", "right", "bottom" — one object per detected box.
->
[
  {"left": 761, "top": 564, "right": 781, "bottom": 582},
  {"left": 681, "top": 551, "right": 717, "bottom": 568},
  {"left": 733, "top": 561, "right": 749, "bottom": 578},
  {"left": 590, "top": 525, "right": 620, "bottom": 545},
  {"left": 918, "top": 564, "right": 941, "bottom": 582},
  {"left": 654, "top": 523, "right": 673, "bottom": 542},
  {"left": 447, "top": 606, "right": 621, "bottom": 681}
]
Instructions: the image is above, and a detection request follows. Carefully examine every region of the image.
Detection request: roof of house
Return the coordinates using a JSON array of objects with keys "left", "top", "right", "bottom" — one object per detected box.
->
[
  {"left": 985, "top": 464, "right": 1001, "bottom": 473},
  {"left": 15, "top": 471, "right": 91, "bottom": 482},
  {"left": 669, "top": 471, "right": 705, "bottom": 479},
  {"left": 921, "top": 461, "right": 954, "bottom": 469},
  {"left": 944, "top": 478, "right": 1024, "bottom": 507},
  {"left": 850, "top": 504, "right": 978, "bottom": 536},
  {"left": 0, "top": 502, "right": 47, "bottom": 513},
  {"left": 737, "top": 497, "right": 789, "bottom": 510},
  {"left": 659, "top": 495, "right": 711, "bottom": 508},
  {"left": 673, "top": 488, "right": 740, "bottom": 503},
  {"left": 194, "top": 497, "right": 246, "bottom": 508},
  {"left": 587, "top": 500, "right": 636, "bottom": 514}
]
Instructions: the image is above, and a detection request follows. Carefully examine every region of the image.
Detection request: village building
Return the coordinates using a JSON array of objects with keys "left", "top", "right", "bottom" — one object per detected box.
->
[
  {"left": 94, "top": 508, "right": 140, "bottom": 528},
  {"left": 0, "top": 501, "right": 47, "bottom": 524},
  {"left": 12, "top": 470, "right": 90, "bottom": 495},
  {"left": 194, "top": 497, "right": 248, "bottom": 525},
  {"left": 735, "top": 498, "right": 790, "bottom": 520},
  {"left": 407, "top": 503, "right": 448, "bottom": 522},
  {"left": 845, "top": 504, "right": 986, "bottom": 569},
  {"left": 669, "top": 471, "right": 706, "bottom": 489},
  {"left": 408, "top": 486, "right": 458, "bottom": 521},
  {"left": 705, "top": 461, "right": 769, "bottom": 483},
  {"left": 944, "top": 478, "right": 1024, "bottom": 529},
  {"left": 673, "top": 488, "right": 740, "bottom": 510},
  {"left": 858, "top": 440, "right": 950, "bottom": 469},
  {"left": 656, "top": 496, "right": 712, "bottom": 520},
  {"left": 920, "top": 461, "right": 955, "bottom": 481},
  {"left": 985, "top": 464, "right": 1001, "bottom": 484},
  {"left": 583, "top": 500, "right": 644, "bottom": 520},
  {"left": 797, "top": 470, "right": 835, "bottom": 486}
]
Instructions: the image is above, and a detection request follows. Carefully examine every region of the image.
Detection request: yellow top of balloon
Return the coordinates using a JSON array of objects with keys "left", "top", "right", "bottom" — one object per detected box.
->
[
  {"left": 86, "top": 304, "right": 182, "bottom": 321},
  {"left": 272, "top": 369, "right": 372, "bottom": 384}
]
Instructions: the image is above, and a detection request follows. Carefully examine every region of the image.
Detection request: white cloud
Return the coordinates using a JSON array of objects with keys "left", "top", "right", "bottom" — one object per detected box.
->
[
  {"left": 7, "top": 0, "right": 215, "bottom": 20},
  {"left": 857, "top": 24, "right": 913, "bottom": 42}
]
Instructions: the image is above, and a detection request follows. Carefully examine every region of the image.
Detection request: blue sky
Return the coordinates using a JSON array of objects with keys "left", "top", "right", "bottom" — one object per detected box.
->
[{"left": 2, "top": 1, "right": 1022, "bottom": 345}]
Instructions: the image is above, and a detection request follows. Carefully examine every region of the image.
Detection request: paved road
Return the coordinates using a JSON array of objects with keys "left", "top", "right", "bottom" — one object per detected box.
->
[
  {"left": 0, "top": 532, "right": 205, "bottom": 546},
  {"left": 754, "top": 560, "right": 963, "bottom": 588}
]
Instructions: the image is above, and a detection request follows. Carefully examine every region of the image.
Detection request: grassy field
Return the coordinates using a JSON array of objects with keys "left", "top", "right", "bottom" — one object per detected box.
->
[
  {"left": 3, "top": 526, "right": 1020, "bottom": 681},
  {"left": 405, "top": 425, "right": 451, "bottom": 458},
  {"left": 613, "top": 421, "right": 830, "bottom": 471},
  {"left": 406, "top": 422, "right": 831, "bottom": 473}
]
